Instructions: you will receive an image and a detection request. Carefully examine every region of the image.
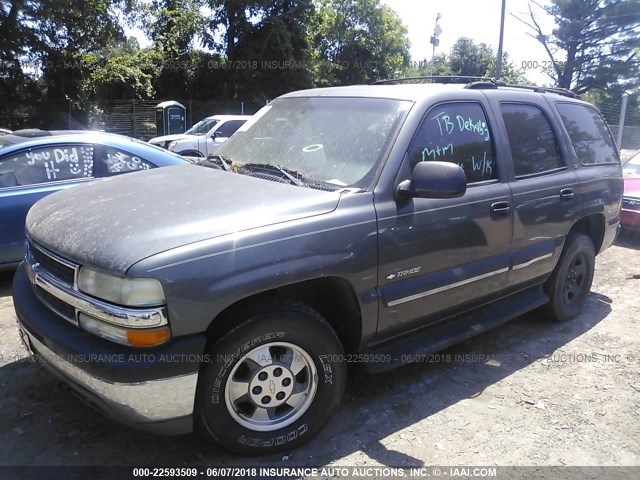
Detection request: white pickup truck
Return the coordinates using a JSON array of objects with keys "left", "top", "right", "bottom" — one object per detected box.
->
[{"left": 149, "top": 115, "right": 250, "bottom": 157}]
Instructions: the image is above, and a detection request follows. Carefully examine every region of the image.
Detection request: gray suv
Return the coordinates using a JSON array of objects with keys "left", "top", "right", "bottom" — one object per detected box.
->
[{"left": 13, "top": 79, "right": 623, "bottom": 455}]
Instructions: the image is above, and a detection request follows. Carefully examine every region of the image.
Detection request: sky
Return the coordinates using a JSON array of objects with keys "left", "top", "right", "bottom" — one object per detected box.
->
[
  {"left": 380, "top": 0, "right": 556, "bottom": 84},
  {"left": 125, "top": 0, "right": 557, "bottom": 85}
]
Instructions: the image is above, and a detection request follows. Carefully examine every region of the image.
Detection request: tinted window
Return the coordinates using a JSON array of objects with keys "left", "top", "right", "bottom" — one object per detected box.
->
[
  {"left": 215, "top": 120, "right": 246, "bottom": 138},
  {"left": 0, "top": 144, "right": 94, "bottom": 188},
  {"left": 408, "top": 102, "right": 496, "bottom": 183},
  {"left": 556, "top": 103, "right": 618, "bottom": 164},
  {"left": 101, "top": 147, "right": 154, "bottom": 176},
  {"left": 501, "top": 104, "right": 564, "bottom": 177}
]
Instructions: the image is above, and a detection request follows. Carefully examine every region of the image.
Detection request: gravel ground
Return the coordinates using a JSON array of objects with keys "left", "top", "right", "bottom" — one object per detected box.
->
[{"left": 0, "top": 232, "right": 639, "bottom": 472}]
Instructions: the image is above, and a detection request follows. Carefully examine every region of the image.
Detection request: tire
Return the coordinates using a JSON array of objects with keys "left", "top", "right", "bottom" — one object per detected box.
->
[
  {"left": 196, "top": 301, "right": 347, "bottom": 455},
  {"left": 543, "top": 233, "right": 595, "bottom": 322}
]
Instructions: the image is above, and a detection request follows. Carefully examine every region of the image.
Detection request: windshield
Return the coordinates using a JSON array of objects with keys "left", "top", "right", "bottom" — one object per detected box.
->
[
  {"left": 624, "top": 152, "right": 640, "bottom": 175},
  {"left": 217, "top": 97, "right": 410, "bottom": 188},
  {"left": 185, "top": 118, "right": 219, "bottom": 136}
]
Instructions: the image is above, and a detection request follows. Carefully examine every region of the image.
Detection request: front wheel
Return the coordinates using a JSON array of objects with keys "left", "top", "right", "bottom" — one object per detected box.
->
[
  {"left": 543, "top": 233, "right": 595, "bottom": 322},
  {"left": 196, "top": 301, "right": 346, "bottom": 455}
]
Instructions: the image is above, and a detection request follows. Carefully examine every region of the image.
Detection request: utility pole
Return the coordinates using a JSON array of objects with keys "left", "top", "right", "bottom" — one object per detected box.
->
[
  {"left": 494, "top": 0, "right": 506, "bottom": 78},
  {"left": 429, "top": 13, "right": 442, "bottom": 78},
  {"left": 616, "top": 92, "right": 629, "bottom": 152}
]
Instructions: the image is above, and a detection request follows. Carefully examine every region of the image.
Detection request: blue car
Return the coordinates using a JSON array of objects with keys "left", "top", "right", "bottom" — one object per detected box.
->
[{"left": 0, "top": 132, "right": 189, "bottom": 269}]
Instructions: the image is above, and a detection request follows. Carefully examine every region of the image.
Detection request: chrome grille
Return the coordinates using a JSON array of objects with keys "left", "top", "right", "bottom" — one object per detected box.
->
[
  {"left": 622, "top": 197, "right": 640, "bottom": 211},
  {"left": 28, "top": 241, "right": 77, "bottom": 286},
  {"left": 35, "top": 286, "right": 78, "bottom": 325}
]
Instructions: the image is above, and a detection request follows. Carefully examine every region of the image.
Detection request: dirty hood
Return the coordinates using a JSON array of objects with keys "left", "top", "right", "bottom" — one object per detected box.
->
[{"left": 26, "top": 164, "right": 341, "bottom": 274}]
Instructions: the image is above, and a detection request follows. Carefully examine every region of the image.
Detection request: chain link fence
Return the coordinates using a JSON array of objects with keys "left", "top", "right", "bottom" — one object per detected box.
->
[{"left": 596, "top": 98, "right": 640, "bottom": 152}]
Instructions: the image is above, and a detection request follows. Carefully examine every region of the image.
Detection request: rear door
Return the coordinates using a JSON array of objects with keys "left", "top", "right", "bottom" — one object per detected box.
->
[
  {"left": 0, "top": 143, "right": 95, "bottom": 266},
  {"left": 488, "top": 95, "right": 579, "bottom": 286},
  {"left": 376, "top": 100, "right": 513, "bottom": 337}
]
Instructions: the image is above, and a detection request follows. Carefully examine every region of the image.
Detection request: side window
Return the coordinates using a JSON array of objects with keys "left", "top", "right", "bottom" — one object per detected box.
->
[
  {"left": 215, "top": 120, "right": 246, "bottom": 138},
  {"left": 556, "top": 103, "right": 619, "bottom": 165},
  {"left": 407, "top": 102, "right": 497, "bottom": 183},
  {"left": 0, "top": 144, "right": 94, "bottom": 188},
  {"left": 500, "top": 103, "right": 564, "bottom": 177},
  {"left": 102, "top": 147, "right": 153, "bottom": 176}
]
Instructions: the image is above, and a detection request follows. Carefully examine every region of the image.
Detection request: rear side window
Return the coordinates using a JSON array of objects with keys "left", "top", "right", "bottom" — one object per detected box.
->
[
  {"left": 101, "top": 146, "right": 154, "bottom": 176},
  {"left": 556, "top": 103, "right": 619, "bottom": 164},
  {"left": 408, "top": 102, "right": 497, "bottom": 183},
  {"left": 501, "top": 103, "right": 564, "bottom": 177},
  {"left": 0, "top": 144, "right": 94, "bottom": 188}
]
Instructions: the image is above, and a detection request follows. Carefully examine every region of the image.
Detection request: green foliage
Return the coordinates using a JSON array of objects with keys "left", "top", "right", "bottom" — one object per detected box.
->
[
  {"left": 520, "top": 0, "right": 640, "bottom": 93},
  {"left": 82, "top": 49, "right": 163, "bottom": 102},
  {"left": 309, "top": 0, "right": 411, "bottom": 85},
  {"left": 402, "top": 39, "right": 525, "bottom": 84}
]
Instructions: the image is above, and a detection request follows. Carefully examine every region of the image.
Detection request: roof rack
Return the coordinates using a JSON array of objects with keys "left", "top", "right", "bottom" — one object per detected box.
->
[
  {"left": 463, "top": 80, "right": 579, "bottom": 98},
  {"left": 498, "top": 83, "right": 580, "bottom": 99},
  {"left": 372, "top": 75, "right": 498, "bottom": 85},
  {"left": 372, "top": 75, "right": 581, "bottom": 99}
]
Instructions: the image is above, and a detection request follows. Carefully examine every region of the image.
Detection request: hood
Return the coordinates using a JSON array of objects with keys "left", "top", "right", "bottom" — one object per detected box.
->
[
  {"left": 26, "top": 165, "right": 341, "bottom": 274},
  {"left": 149, "top": 133, "right": 194, "bottom": 144},
  {"left": 624, "top": 177, "right": 640, "bottom": 198}
]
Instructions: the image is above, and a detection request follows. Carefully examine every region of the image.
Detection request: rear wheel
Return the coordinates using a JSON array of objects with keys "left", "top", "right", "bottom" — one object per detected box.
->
[
  {"left": 543, "top": 233, "right": 595, "bottom": 322},
  {"left": 196, "top": 301, "right": 346, "bottom": 455}
]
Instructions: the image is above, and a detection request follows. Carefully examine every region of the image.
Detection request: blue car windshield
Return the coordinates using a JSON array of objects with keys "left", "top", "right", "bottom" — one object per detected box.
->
[{"left": 186, "top": 119, "right": 219, "bottom": 136}]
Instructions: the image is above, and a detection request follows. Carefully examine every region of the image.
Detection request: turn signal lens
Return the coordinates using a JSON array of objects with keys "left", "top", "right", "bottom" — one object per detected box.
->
[
  {"left": 79, "top": 313, "right": 171, "bottom": 347},
  {"left": 126, "top": 327, "right": 171, "bottom": 347}
]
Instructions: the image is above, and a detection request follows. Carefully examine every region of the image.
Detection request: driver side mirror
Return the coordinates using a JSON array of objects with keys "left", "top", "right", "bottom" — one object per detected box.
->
[{"left": 397, "top": 161, "right": 467, "bottom": 199}]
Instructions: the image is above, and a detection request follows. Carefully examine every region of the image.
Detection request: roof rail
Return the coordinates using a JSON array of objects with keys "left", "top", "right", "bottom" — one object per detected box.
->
[
  {"left": 465, "top": 81, "right": 580, "bottom": 99},
  {"left": 372, "top": 76, "right": 581, "bottom": 99},
  {"left": 372, "top": 76, "right": 497, "bottom": 85}
]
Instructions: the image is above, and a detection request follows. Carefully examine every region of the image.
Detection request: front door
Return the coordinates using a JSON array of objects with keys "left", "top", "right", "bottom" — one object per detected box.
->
[{"left": 375, "top": 100, "right": 513, "bottom": 337}]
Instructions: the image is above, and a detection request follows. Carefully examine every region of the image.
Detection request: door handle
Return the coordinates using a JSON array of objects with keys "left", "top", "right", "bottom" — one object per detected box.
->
[
  {"left": 490, "top": 201, "right": 511, "bottom": 217},
  {"left": 560, "top": 188, "right": 575, "bottom": 201}
]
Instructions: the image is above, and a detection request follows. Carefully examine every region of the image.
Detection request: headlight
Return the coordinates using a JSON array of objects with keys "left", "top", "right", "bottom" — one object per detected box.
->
[
  {"left": 168, "top": 140, "right": 177, "bottom": 151},
  {"left": 77, "top": 267, "right": 165, "bottom": 307}
]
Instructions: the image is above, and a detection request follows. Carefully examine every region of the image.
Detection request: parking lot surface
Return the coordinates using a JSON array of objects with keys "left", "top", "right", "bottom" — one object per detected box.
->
[{"left": 0, "top": 233, "right": 639, "bottom": 469}]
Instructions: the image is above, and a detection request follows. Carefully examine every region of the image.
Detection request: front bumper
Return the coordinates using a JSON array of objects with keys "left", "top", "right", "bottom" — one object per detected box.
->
[
  {"left": 13, "top": 263, "right": 207, "bottom": 435},
  {"left": 621, "top": 208, "right": 640, "bottom": 230}
]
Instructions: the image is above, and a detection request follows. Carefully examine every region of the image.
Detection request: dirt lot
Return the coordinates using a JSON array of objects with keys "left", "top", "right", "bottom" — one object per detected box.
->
[{"left": 1, "top": 232, "right": 639, "bottom": 471}]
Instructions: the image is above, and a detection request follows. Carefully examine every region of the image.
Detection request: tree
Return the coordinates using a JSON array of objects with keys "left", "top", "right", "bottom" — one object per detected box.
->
[
  {"left": 204, "top": 0, "right": 269, "bottom": 61},
  {"left": 449, "top": 37, "right": 494, "bottom": 78},
  {"left": 517, "top": 0, "right": 640, "bottom": 93},
  {"left": 232, "top": 0, "right": 313, "bottom": 101},
  {"left": 309, "top": 0, "right": 411, "bottom": 85},
  {"left": 147, "top": 0, "right": 204, "bottom": 57},
  {"left": 405, "top": 38, "right": 525, "bottom": 84}
]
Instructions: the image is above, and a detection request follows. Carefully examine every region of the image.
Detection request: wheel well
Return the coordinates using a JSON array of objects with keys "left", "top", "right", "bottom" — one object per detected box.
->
[
  {"left": 569, "top": 214, "right": 605, "bottom": 254},
  {"left": 205, "top": 277, "right": 362, "bottom": 353},
  {"left": 177, "top": 150, "right": 204, "bottom": 157}
]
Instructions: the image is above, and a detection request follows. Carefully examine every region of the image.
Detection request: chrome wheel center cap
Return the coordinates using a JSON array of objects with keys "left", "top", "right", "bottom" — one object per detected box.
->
[{"left": 248, "top": 364, "right": 295, "bottom": 408}]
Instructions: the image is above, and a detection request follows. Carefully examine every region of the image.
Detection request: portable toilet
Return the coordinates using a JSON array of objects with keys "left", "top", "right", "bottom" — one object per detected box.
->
[{"left": 155, "top": 101, "right": 186, "bottom": 136}]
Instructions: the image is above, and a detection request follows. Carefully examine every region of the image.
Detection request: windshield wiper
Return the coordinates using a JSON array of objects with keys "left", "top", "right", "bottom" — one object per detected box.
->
[{"left": 241, "top": 163, "right": 306, "bottom": 187}]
